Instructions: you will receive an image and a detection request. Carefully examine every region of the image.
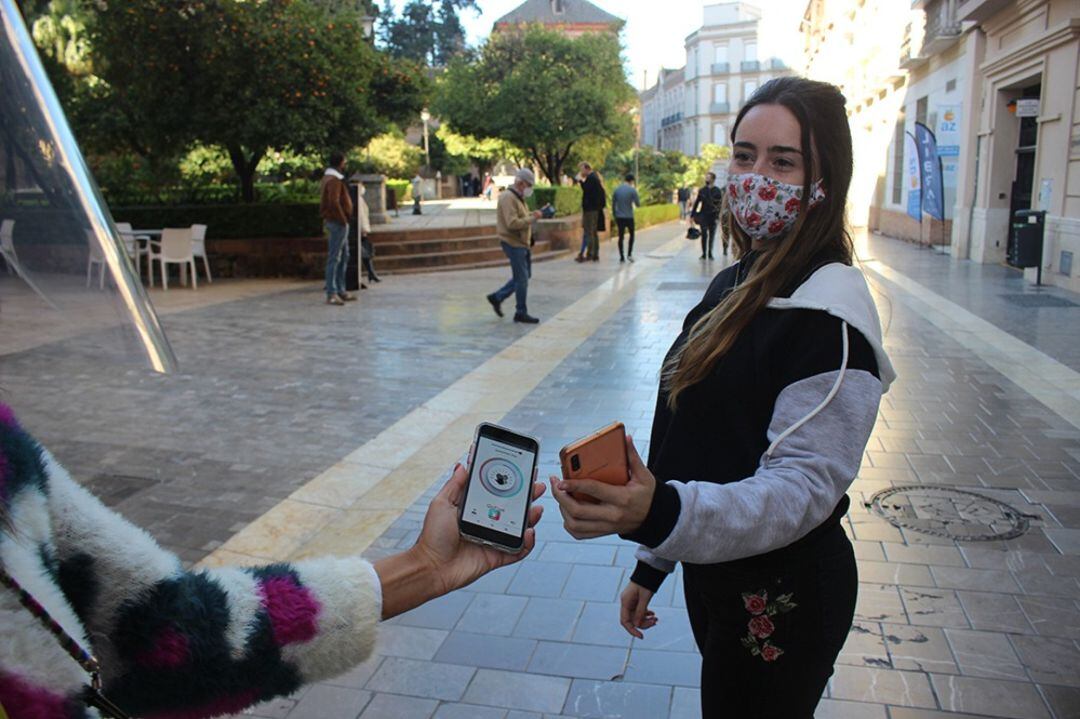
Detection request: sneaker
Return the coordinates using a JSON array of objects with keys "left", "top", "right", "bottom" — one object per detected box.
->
[
  {"left": 700, "top": 254, "right": 706, "bottom": 260},
  {"left": 619, "top": 257, "right": 625, "bottom": 263},
  {"left": 590, "top": 256, "right": 599, "bottom": 262},
  {"left": 326, "top": 295, "right": 345, "bottom": 306},
  {"left": 338, "top": 292, "right": 357, "bottom": 302},
  {"left": 708, "top": 254, "right": 715, "bottom": 260},
  {"left": 486, "top": 293, "right": 504, "bottom": 318},
  {"left": 628, "top": 256, "right": 635, "bottom": 263},
  {"left": 513, "top": 313, "right": 540, "bottom": 324},
  {"left": 574, "top": 255, "right": 586, "bottom": 263}
]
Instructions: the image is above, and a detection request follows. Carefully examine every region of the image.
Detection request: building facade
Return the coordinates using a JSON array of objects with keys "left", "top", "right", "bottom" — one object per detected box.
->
[
  {"left": 638, "top": 2, "right": 792, "bottom": 158},
  {"left": 492, "top": 0, "right": 622, "bottom": 36}
]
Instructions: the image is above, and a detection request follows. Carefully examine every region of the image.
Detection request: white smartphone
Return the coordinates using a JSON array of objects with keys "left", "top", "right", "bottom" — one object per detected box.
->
[{"left": 458, "top": 423, "right": 540, "bottom": 553}]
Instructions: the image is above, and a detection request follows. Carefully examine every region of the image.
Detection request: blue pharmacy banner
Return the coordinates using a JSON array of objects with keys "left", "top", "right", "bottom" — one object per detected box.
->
[{"left": 914, "top": 121, "right": 945, "bottom": 220}]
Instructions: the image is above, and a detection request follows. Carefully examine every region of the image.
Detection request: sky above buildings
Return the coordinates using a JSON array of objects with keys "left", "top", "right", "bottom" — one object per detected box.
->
[{"left": 384, "top": 0, "right": 808, "bottom": 90}]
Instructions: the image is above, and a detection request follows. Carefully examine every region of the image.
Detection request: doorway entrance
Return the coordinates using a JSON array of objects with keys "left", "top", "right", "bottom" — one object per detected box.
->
[{"left": 1006, "top": 83, "right": 1040, "bottom": 259}]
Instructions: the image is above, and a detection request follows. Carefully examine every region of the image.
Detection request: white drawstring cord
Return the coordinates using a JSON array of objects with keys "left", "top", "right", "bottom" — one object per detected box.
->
[{"left": 764, "top": 321, "right": 849, "bottom": 461}]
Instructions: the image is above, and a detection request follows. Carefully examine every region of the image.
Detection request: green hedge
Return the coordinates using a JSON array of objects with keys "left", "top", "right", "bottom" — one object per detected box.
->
[
  {"left": 526, "top": 186, "right": 582, "bottom": 217},
  {"left": 386, "top": 179, "right": 410, "bottom": 203},
  {"left": 634, "top": 203, "right": 680, "bottom": 229},
  {"left": 112, "top": 203, "right": 322, "bottom": 239}
]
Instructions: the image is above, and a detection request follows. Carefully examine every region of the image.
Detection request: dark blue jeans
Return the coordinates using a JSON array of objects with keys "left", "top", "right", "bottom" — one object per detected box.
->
[
  {"left": 324, "top": 221, "right": 349, "bottom": 296},
  {"left": 493, "top": 242, "right": 531, "bottom": 315}
]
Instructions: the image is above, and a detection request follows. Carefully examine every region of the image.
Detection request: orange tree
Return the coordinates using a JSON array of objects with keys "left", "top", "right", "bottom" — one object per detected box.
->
[{"left": 53, "top": 0, "right": 427, "bottom": 201}]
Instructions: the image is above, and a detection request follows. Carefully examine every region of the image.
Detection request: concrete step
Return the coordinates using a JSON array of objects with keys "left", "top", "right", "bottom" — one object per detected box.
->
[
  {"left": 373, "top": 234, "right": 501, "bottom": 257},
  {"left": 369, "top": 224, "right": 497, "bottom": 244}
]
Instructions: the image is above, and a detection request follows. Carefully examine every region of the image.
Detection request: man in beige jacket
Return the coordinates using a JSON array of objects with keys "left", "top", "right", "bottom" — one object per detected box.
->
[{"left": 486, "top": 168, "right": 543, "bottom": 323}]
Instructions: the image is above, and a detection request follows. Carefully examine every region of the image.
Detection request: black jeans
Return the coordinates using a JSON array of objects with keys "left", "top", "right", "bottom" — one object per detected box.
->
[
  {"left": 683, "top": 524, "right": 857, "bottom": 718},
  {"left": 616, "top": 217, "right": 635, "bottom": 258},
  {"left": 700, "top": 217, "right": 718, "bottom": 257}
]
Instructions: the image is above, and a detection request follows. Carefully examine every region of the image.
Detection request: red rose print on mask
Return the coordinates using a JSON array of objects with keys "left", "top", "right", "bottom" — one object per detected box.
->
[
  {"left": 748, "top": 615, "right": 775, "bottom": 639},
  {"left": 743, "top": 593, "right": 767, "bottom": 615},
  {"left": 784, "top": 196, "right": 801, "bottom": 214},
  {"left": 742, "top": 177, "right": 754, "bottom": 193},
  {"left": 745, "top": 212, "right": 762, "bottom": 228},
  {"left": 767, "top": 219, "right": 787, "bottom": 235},
  {"left": 758, "top": 184, "right": 778, "bottom": 201}
]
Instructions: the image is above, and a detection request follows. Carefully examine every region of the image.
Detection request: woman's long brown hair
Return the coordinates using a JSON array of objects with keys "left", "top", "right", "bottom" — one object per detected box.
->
[{"left": 663, "top": 77, "right": 855, "bottom": 410}]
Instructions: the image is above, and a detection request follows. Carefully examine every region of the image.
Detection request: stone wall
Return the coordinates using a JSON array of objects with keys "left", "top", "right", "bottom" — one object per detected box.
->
[{"left": 869, "top": 206, "right": 952, "bottom": 246}]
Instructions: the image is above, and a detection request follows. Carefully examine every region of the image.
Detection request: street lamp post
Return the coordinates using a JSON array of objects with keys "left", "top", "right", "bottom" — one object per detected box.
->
[{"left": 420, "top": 109, "right": 431, "bottom": 171}]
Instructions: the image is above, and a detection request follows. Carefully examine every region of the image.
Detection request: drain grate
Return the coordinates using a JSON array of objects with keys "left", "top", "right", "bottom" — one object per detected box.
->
[
  {"left": 657, "top": 282, "right": 711, "bottom": 292},
  {"left": 865, "top": 485, "right": 1040, "bottom": 541},
  {"left": 1000, "top": 293, "right": 1079, "bottom": 308}
]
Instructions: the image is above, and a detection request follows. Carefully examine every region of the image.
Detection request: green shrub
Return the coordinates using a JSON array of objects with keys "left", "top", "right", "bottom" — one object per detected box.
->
[
  {"left": 386, "top": 179, "right": 411, "bottom": 203},
  {"left": 634, "top": 203, "right": 679, "bottom": 229},
  {"left": 111, "top": 203, "right": 322, "bottom": 239},
  {"left": 527, "top": 186, "right": 582, "bottom": 217}
]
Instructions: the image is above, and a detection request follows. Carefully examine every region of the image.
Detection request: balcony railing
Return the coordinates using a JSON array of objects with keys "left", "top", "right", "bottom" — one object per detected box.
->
[
  {"left": 740, "top": 60, "right": 760, "bottom": 72},
  {"left": 709, "top": 102, "right": 730, "bottom": 114},
  {"left": 769, "top": 58, "right": 786, "bottom": 70},
  {"left": 922, "top": 0, "right": 962, "bottom": 53},
  {"left": 661, "top": 112, "right": 683, "bottom": 128},
  {"left": 711, "top": 62, "right": 730, "bottom": 74}
]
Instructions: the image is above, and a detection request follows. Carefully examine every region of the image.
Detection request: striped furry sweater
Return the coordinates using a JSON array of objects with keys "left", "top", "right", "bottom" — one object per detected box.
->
[{"left": 0, "top": 405, "right": 381, "bottom": 719}]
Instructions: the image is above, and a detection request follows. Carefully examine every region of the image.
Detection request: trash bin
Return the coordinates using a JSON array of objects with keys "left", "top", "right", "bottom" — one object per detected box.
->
[{"left": 1009, "top": 209, "right": 1046, "bottom": 284}]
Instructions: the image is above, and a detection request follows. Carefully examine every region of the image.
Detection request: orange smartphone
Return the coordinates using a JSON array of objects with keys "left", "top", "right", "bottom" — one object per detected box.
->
[{"left": 559, "top": 422, "right": 629, "bottom": 503}]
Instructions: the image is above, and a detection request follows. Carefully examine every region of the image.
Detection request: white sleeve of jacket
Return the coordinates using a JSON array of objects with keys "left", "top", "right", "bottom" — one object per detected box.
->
[
  {"left": 649, "top": 369, "right": 881, "bottom": 564},
  {"left": 635, "top": 545, "right": 676, "bottom": 574}
]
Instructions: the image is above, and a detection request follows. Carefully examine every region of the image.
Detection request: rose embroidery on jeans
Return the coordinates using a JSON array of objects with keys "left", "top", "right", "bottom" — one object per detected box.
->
[{"left": 740, "top": 589, "right": 797, "bottom": 662}]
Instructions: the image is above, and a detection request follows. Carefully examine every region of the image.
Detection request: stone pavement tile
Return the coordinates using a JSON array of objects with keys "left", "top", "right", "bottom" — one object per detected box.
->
[
  {"left": 388, "top": 590, "right": 475, "bottom": 630},
  {"left": 506, "top": 561, "right": 573, "bottom": 598},
  {"left": 560, "top": 564, "right": 625, "bottom": 602},
  {"left": 883, "top": 543, "right": 967, "bottom": 567},
  {"left": 512, "top": 597, "right": 584, "bottom": 642},
  {"left": 461, "top": 669, "right": 571, "bottom": 714},
  {"left": 1013, "top": 567, "right": 1080, "bottom": 599},
  {"left": 1039, "top": 684, "right": 1080, "bottom": 719},
  {"left": 1010, "top": 636, "right": 1080, "bottom": 688},
  {"left": 931, "top": 565, "right": 1023, "bottom": 593},
  {"left": 828, "top": 666, "right": 936, "bottom": 708},
  {"left": 944, "top": 628, "right": 1027, "bottom": 680},
  {"left": 431, "top": 703, "right": 508, "bottom": 719},
  {"left": 640, "top": 607, "right": 697, "bottom": 652},
  {"left": 882, "top": 624, "right": 958, "bottom": 675},
  {"left": 464, "top": 565, "right": 520, "bottom": 594},
  {"left": 1017, "top": 595, "right": 1080, "bottom": 639},
  {"left": 837, "top": 621, "right": 890, "bottom": 668},
  {"left": 668, "top": 687, "right": 701, "bottom": 719},
  {"left": 1043, "top": 553, "right": 1080, "bottom": 579},
  {"left": 538, "top": 542, "right": 617, "bottom": 566},
  {"left": 323, "top": 655, "right": 384, "bottom": 689},
  {"left": 233, "top": 696, "right": 298, "bottom": 718},
  {"left": 960, "top": 546, "right": 1049, "bottom": 573},
  {"left": 457, "top": 593, "right": 529, "bottom": 636},
  {"left": 287, "top": 684, "right": 372, "bottom": 719},
  {"left": 900, "top": 587, "right": 971, "bottom": 628},
  {"left": 433, "top": 631, "right": 537, "bottom": 672},
  {"left": 365, "top": 657, "right": 476, "bottom": 702},
  {"left": 956, "top": 590, "right": 1035, "bottom": 634},
  {"left": 815, "top": 698, "right": 887, "bottom": 718},
  {"left": 887, "top": 709, "right": 999, "bottom": 719},
  {"left": 857, "top": 559, "right": 935, "bottom": 587},
  {"left": 570, "top": 602, "right": 633, "bottom": 648},
  {"left": 371, "top": 625, "right": 449, "bottom": 661},
  {"left": 561, "top": 679, "right": 672, "bottom": 719},
  {"left": 852, "top": 540, "right": 887, "bottom": 561},
  {"left": 856, "top": 584, "right": 909, "bottom": 624},
  {"left": 357, "top": 693, "right": 438, "bottom": 719},
  {"left": 1045, "top": 528, "right": 1080, "bottom": 555},
  {"left": 622, "top": 648, "right": 701, "bottom": 687},
  {"left": 526, "top": 641, "right": 628, "bottom": 681},
  {"left": 930, "top": 674, "right": 1051, "bottom": 718},
  {"left": 505, "top": 713, "right": 540, "bottom": 719}
]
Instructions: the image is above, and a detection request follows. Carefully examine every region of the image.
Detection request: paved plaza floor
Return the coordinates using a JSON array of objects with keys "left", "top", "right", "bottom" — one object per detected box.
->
[
  {"left": 378, "top": 196, "right": 498, "bottom": 230},
  {"left": 2, "top": 223, "right": 1080, "bottom": 718}
]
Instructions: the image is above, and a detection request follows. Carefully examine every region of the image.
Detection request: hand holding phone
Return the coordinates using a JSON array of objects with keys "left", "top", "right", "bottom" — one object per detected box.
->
[
  {"left": 458, "top": 423, "right": 540, "bottom": 553},
  {"left": 558, "top": 422, "right": 629, "bottom": 503}
]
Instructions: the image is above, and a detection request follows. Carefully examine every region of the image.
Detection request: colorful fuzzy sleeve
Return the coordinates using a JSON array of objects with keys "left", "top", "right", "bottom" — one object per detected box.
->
[{"left": 41, "top": 450, "right": 381, "bottom": 719}]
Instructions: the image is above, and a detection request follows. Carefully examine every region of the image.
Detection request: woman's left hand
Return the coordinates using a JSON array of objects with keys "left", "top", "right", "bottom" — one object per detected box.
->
[
  {"left": 413, "top": 463, "right": 546, "bottom": 596},
  {"left": 550, "top": 435, "right": 655, "bottom": 539}
]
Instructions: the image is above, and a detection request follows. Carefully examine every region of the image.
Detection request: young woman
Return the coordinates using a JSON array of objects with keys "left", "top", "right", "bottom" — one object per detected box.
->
[
  {"left": 0, "top": 405, "right": 543, "bottom": 718},
  {"left": 552, "top": 76, "right": 896, "bottom": 717}
]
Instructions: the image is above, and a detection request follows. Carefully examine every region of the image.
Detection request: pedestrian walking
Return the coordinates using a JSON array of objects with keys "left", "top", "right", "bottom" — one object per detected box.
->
[
  {"left": 690, "top": 171, "right": 724, "bottom": 259},
  {"left": 551, "top": 76, "right": 896, "bottom": 718},
  {"left": 356, "top": 183, "right": 380, "bottom": 286},
  {"left": 575, "top": 162, "right": 606, "bottom": 262},
  {"left": 677, "top": 186, "right": 690, "bottom": 219},
  {"left": 486, "top": 168, "right": 543, "bottom": 324},
  {"left": 611, "top": 173, "right": 641, "bottom": 262},
  {"left": 319, "top": 151, "right": 354, "bottom": 305},
  {"left": 411, "top": 171, "right": 423, "bottom": 215}
]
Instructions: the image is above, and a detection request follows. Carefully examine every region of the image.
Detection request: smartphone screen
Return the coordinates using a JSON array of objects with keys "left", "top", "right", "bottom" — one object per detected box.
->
[{"left": 460, "top": 424, "right": 538, "bottom": 551}]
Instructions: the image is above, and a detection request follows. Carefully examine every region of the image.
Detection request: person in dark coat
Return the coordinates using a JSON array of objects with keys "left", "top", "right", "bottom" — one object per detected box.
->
[{"left": 690, "top": 172, "right": 724, "bottom": 259}]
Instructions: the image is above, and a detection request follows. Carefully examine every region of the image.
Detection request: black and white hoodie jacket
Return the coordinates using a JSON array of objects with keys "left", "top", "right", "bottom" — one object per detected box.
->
[{"left": 625, "top": 254, "right": 896, "bottom": 591}]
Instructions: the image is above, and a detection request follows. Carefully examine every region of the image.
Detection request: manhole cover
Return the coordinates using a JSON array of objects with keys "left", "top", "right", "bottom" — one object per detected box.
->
[
  {"left": 865, "top": 485, "right": 1040, "bottom": 541},
  {"left": 657, "top": 281, "right": 711, "bottom": 291},
  {"left": 1000, "top": 293, "right": 1079, "bottom": 308}
]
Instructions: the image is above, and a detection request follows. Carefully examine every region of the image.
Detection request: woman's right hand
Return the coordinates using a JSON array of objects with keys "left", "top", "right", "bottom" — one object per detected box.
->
[{"left": 619, "top": 581, "right": 658, "bottom": 639}]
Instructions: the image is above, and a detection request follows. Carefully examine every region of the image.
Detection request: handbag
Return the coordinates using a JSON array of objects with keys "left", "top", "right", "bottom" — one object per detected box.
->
[
  {"left": 597, "top": 210, "right": 606, "bottom": 233},
  {"left": 686, "top": 226, "right": 701, "bottom": 240}
]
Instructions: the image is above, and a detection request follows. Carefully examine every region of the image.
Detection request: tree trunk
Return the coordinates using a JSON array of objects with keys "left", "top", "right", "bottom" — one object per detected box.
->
[{"left": 227, "top": 145, "right": 266, "bottom": 203}]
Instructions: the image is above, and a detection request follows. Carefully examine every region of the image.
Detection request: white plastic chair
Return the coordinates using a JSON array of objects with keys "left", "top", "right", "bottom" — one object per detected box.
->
[
  {"left": 148, "top": 227, "right": 197, "bottom": 290},
  {"left": 190, "top": 223, "right": 211, "bottom": 282},
  {"left": 115, "top": 222, "right": 151, "bottom": 279},
  {"left": 86, "top": 231, "right": 106, "bottom": 289}
]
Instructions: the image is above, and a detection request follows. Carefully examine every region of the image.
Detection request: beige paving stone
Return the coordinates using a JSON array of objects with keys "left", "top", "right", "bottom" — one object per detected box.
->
[
  {"left": 1017, "top": 595, "right": 1080, "bottom": 639},
  {"left": 837, "top": 622, "right": 890, "bottom": 668},
  {"left": 900, "top": 588, "right": 971, "bottom": 629},
  {"left": 944, "top": 628, "right": 1027, "bottom": 681},
  {"left": 829, "top": 666, "right": 937, "bottom": 708},
  {"left": 882, "top": 623, "right": 958, "bottom": 674},
  {"left": 1010, "top": 635, "right": 1080, "bottom": 688},
  {"left": 930, "top": 674, "right": 1052, "bottom": 718},
  {"left": 857, "top": 560, "right": 935, "bottom": 587},
  {"left": 956, "top": 590, "right": 1035, "bottom": 635},
  {"left": 931, "top": 565, "right": 1023, "bottom": 593},
  {"left": 814, "top": 697, "right": 887, "bottom": 718},
  {"left": 856, "top": 584, "right": 909, "bottom": 624},
  {"left": 884, "top": 543, "right": 968, "bottom": 567},
  {"left": 887, "top": 709, "right": 1006, "bottom": 719}
]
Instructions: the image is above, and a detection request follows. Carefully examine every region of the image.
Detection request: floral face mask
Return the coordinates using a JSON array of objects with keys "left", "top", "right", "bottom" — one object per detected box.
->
[{"left": 726, "top": 173, "right": 826, "bottom": 241}]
